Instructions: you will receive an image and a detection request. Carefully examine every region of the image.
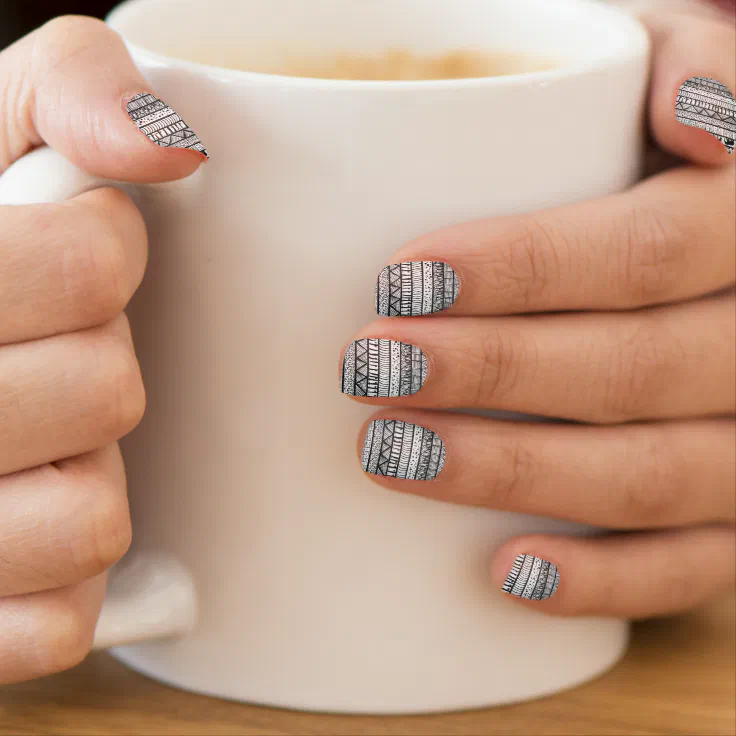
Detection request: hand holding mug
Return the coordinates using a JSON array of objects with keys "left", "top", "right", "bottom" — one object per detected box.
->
[
  {"left": 0, "top": 16, "right": 205, "bottom": 683},
  {"left": 345, "top": 3, "right": 735, "bottom": 617},
  {"left": 0, "top": 0, "right": 732, "bottom": 713}
]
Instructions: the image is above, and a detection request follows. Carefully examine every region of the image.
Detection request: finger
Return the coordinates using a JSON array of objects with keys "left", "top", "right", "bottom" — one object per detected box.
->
[
  {"left": 0, "top": 573, "right": 107, "bottom": 684},
  {"left": 0, "top": 444, "right": 129, "bottom": 597},
  {"left": 342, "top": 292, "right": 735, "bottom": 423},
  {"left": 358, "top": 412, "right": 735, "bottom": 529},
  {"left": 0, "top": 314, "right": 146, "bottom": 475},
  {"left": 0, "top": 187, "right": 147, "bottom": 344},
  {"left": 490, "top": 525, "right": 736, "bottom": 618},
  {"left": 0, "top": 15, "right": 207, "bottom": 180},
  {"left": 639, "top": 6, "right": 736, "bottom": 162},
  {"left": 380, "top": 164, "right": 735, "bottom": 316}
]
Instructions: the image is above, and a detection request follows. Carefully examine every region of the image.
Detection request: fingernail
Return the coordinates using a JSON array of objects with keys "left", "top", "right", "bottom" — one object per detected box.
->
[
  {"left": 361, "top": 419, "right": 446, "bottom": 480},
  {"left": 341, "top": 339, "right": 428, "bottom": 397},
  {"left": 675, "top": 77, "right": 736, "bottom": 154},
  {"left": 125, "top": 93, "right": 209, "bottom": 158},
  {"left": 376, "top": 261, "right": 460, "bottom": 317},
  {"left": 502, "top": 554, "right": 560, "bottom": 601}
]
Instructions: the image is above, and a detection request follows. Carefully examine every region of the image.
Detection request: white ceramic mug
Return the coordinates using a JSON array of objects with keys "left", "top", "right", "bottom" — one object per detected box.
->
[{"left": 0, "top": 0, "right": 650, "bottom": 714}]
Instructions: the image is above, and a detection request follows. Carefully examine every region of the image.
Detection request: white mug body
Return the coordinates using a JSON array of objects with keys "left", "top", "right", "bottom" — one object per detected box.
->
[{"left": 93, "top": 0, "right": 649, "bottom": 714}]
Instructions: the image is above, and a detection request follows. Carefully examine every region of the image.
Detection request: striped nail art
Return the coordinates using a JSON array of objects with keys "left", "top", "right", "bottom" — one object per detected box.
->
[
  {"left": 361, "top": 419, "right": 446, "bottom": 480},
  {"left": 126, "top": 93, "right": 209, "bottom": 157},
  {"left": 502, "top": 554, "right": 560, "bottom": 601},
  {"left": 341, "top": 339, "right": 427, "bottom": 397},
  {"left": 376, "top": 261, "right": 459, "bottom": 316},
  {"left": 675, "top": 77, "right": 735, "bottom": 154}
]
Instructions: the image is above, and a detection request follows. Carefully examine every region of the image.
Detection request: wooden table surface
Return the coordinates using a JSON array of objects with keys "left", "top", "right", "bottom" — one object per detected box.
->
[{"left": 1, "top": 592, "right": 734, "bottom": 736}]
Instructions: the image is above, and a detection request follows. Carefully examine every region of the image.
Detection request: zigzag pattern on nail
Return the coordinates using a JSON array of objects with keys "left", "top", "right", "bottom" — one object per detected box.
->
[
  {"left": 341, "top": 339, "right": 427, "bottom": 397},
  {"left": 502, "top": 554, "right": 560, "bottom": 600},
  {"left": 126, "top": 93, "right": 209, "bottom": 157},
  {"left": 675, "top": 77, "right": 736, "bottom": 154},
  {"left": 361, "top": 419, "right": 446, "bottom": 480},
  {"left": 376, "top": 262, "right": 460, "bottom": 316}
]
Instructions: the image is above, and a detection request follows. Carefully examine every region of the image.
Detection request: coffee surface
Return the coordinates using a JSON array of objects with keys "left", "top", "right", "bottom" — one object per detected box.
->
[
  {"left": 179, "top": 48, "right": 557, "bottom": 80},
  {"left": 274, "top": 50, "right": 555, "bottom": 80}
]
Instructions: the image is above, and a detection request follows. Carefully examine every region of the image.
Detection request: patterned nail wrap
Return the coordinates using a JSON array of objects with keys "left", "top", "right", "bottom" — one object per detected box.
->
[
  {"left": 376, "top": 261, "right": 460, "bottom": 317},
  {"left": 126, "top": 93, "right": 208, "bottom": 157},
  {"left": 675, "top": 77, "right": 736, "bottom": 154},
  {"left": 341, "top": 339, "right": 427, "bottom": 397},
  {"left": 361, "top": 419, "right": 446, "bottom": 480},
  {"left": 502, "top": 554, "right": 560, "bottom": 601}
]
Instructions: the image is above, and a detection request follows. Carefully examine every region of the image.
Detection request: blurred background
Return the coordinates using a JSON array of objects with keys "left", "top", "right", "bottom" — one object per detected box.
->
[
  {"left": 1, "top": 1, "right": 117, "bottom": 48},
  {"left": 2, "top": 0, "right": 734, "bottom": 51}
]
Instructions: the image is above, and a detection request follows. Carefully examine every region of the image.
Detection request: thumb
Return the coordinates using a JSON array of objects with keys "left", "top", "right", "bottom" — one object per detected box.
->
[{"left": 0, "top": 15, "right": 208, "bottom": 182}]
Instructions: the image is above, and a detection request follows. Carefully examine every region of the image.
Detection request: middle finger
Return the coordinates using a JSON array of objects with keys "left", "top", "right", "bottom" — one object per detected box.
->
[{"left": 341, "top": 291, "right": 735, "bottom": 423}]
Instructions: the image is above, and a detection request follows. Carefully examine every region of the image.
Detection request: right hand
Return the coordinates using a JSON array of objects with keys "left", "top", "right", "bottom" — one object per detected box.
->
[{"left": 0, "top": 15, "right": 205, "bottom": 684}]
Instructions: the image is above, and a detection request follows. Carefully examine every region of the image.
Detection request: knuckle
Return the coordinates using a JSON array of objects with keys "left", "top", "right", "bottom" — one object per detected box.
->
[
  {"left": 618, "top": 204, "right": 687, "bottom": 306},
  {"left": 34, "top": 600, "right": 94, "bottom": 676},
  {"left": 93, "top": 327, "right": 146, "bottom": 438},
  {"left": 34, "top": 16, "right": 112, "bottom": 83},
  {"left": 647, "top": 557, "right": 698, "bottom": 615},
  {"left": 72, "top": 478, "right": 132, "bottom": 577},
  {"left": 589, "top": 564, "right": 618, "bottom": 616},
  {"left": 37, "top": 15, "right": 111, "bottom": 63},
  {"left": 597, "top": 319, "right": 685, "bottom": 422},
  {"left": 488, "top": 440, "right": 538, "bottom": 508},
  {"left": 620, "top": 430, "right": 684, "bottom": 525},
  {"left": 478, "top": 218, "right": 564, "bottom": 310},
  {"left": 473, "top": 326, "right": 530, "bottom": 406},
  {"left": 63, "top": 195, "right": 137, "bottom": 322}
]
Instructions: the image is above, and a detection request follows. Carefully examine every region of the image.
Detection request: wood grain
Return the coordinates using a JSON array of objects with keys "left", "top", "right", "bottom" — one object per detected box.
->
[{"left": 1, "top": 593, "right": 734, "bottom": 736}]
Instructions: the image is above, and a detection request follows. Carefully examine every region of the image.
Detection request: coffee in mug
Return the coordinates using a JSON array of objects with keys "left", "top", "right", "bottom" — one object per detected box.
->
[{"left": 179, "top": 47, "right": 558, "bottom": 80}]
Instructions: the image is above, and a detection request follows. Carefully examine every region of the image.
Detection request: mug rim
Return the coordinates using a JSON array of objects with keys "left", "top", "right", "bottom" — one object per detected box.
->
[{"left": 106, "top": 0, "right": 650, "bottom": 89}]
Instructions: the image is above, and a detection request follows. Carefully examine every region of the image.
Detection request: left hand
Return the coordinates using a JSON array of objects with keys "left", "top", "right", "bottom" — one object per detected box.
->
[{"left": 340, "top": 3, "right": 735, "bottom": 618}]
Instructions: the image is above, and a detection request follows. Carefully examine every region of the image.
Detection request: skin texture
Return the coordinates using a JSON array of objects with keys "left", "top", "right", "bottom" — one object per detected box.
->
[
  {"left": 0, "top": 16, "right": 205, "bottom": 683},
  {"left": 346, "top": 3, "right": 736, "bottom": 617}
]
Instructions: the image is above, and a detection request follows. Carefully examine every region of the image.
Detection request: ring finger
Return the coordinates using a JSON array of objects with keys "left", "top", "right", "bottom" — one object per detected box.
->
[
  {"left": 357, "top": 412, "right": 734, "bottom": 529},
  {"left": 341, "top": 291, "right": 735, "bottom": 423}
]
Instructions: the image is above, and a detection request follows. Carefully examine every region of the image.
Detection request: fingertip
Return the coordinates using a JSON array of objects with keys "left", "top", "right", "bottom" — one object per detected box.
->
[
  {"left": 492, "top": 545, "right": 564, "bottom": 609},
  {"left": 117, "top": 90, "right": 209, "bottom": 182},
  {"left": 670, "top": 77, "right": 736, "bottom": 164},
  {"left": 645, "top": 13, "right": 736, "bottom": 166}
]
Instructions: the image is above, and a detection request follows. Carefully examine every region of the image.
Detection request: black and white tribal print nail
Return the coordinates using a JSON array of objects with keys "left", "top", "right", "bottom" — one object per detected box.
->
[
  {"left": 361, "top": 419, "right": 446, "bottom": 480},
  {"left": 376, "top": 261, "right": 460, "bottom": 316},
  {"left": 126, "top": 93, "right": 209, "bottom": 157},
  {"left": 502, "top": 554, "right": 560, "bottom": 601},
  {"left": 341, "top": 339, "right": 428, "bottom": 397},
  {"left": 675, "top": 77, "right": 736, "bottom": 154}
]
